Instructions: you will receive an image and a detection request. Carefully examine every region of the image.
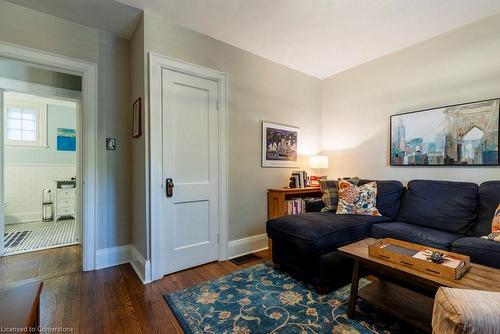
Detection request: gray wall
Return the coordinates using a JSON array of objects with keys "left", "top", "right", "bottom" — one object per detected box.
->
[
  {"left": 321, "top": 13, "right": 500, "bottom": 184},
  {"left": 129, "top": 14, "right": 322, "bottom": 259},
  {"left": 0, "top": 1, "right": 132, "bottom": 250},
  {"left": 0, "top": 59, "right": 81, "bottom": 91},
  {"left": 130, "top": 16, "right": 147, "bottom": 259}
]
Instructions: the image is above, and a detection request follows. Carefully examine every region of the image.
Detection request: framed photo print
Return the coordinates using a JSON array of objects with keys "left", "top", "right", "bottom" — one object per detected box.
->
[
  {"left": 390, "top": 98, "right": 499, "bottom": 166},
  {"left": 261, "top": 121, "right": 300, "bottom": 167},
  {"left": 106, "top": 138, "right": 116, "bottom": 150},
  {"left": 132, "top": 97, "right": 142, "bottom": 138}
]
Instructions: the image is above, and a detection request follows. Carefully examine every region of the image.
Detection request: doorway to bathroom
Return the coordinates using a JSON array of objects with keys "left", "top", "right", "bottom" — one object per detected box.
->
[{"left": 1, "top": 58, "right": 81, "bottom": 256}]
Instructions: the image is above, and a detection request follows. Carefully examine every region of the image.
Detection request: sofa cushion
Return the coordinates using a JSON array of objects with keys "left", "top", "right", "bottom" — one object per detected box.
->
[
  {"left": 370, "top": 222, "right": 462, "bottom": 250},
  {"left": 473, "top": 181, "right": 500, "bottom": 237},
  {"left": 397, "top": 180, "right": 478, "bottom": 233},
  {"left": 336, "top": 180, "right": 381, "bottom": 216},
  {"left": 372, "top": 180, "right": 403, "bottom": 219},
  {"left": 266, "top": 212, "right": 390, "bottom": 255},
  {"left": 358, "top": 180, "right": 404, "bottom": 219},
  {"left": 451, "top": 237, "right": 500, "bottom": 269}
]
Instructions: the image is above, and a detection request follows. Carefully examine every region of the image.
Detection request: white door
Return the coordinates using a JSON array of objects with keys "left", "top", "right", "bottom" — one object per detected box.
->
[{"left": 160, "top": 68, "right": 220, "bottom": 274}]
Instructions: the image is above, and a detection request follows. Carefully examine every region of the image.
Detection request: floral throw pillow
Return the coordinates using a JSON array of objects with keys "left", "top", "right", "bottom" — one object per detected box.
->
[
  {"left": 482, "top": 204, "right": 500, "bottom": 242},
  {"left": 336, "top": 179, "right": 381, "bottom": 216},
  {"left": 493, "top": 204, "right": 500, "bottom": 232}
]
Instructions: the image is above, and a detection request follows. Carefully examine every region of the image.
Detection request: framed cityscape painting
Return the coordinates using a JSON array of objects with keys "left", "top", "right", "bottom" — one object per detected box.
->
[
  {"left": 262, "top": 121, "right": 300, "bottom": 167},
  {"left": 390, "top": 98, "right": 499, "bottom": 166}
]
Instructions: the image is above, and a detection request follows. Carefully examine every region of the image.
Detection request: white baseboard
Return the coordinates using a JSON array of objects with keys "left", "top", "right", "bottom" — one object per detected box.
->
[
  {"left": 94, "top": 244, "right": 151, "bottom": 284},
  {"left": 130, "top": 245, "right": 151, "bottom": 284},
  {"left": 95, "top": 235, "right": 268, "bottom": 284},
  {"left": 95, "top": 245, "right": 131, "bottom": 270},
  {"left": 228, "top": 233, "right": 269, "bottom": 259}
]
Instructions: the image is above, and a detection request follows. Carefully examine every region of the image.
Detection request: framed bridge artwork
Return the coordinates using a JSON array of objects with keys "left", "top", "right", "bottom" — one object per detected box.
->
[
  {"left": 262, "top": 121, "right": 300, "bottom": 167},
  {"left": 390, "top": 98, "right": 499, "bottom": 166}
]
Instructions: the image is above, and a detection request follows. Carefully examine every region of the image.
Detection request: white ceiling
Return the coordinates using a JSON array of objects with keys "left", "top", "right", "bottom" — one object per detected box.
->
[
  {"left": 116, "top": 0, "right": 500, "bottom": 78},
  {"left": 9, "top": 0, "right": 500, "bottom": 78}
]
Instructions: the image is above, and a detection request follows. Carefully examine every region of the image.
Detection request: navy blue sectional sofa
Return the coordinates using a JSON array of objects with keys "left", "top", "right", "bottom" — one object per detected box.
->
[{"left": 266, "top": 179, "right": 500, "bottom": 292}]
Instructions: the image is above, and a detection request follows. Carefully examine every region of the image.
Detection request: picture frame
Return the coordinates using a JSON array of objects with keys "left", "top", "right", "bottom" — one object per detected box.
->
[
  {"left": 56, "top": 128, "right": 76, "bottom": 151},
  {"left": 132, "top": 97, "right": 142, "bottom": 138},
  {"left": 261, "top": 121, "right": 300, "bottom": 168},
  {"left": 106, "top": 138, "right": 116, "bottom": 151},
  {"left": 390, "top": 98, "right": 500, "bottom": 166}
]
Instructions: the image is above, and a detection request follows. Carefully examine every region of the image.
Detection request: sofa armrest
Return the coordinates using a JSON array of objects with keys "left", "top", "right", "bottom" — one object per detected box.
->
[
  {"left": 432, "top": 287, "right": 500, "bottom": 334},
  {"left": 305, "top": 199, "right": 325, "bottom": 212}
]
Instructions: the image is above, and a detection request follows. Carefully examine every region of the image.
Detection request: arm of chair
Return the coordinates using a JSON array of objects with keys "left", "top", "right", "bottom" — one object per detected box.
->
[{"left": 432, "top": 287, "right": 500, "bottom": 334}]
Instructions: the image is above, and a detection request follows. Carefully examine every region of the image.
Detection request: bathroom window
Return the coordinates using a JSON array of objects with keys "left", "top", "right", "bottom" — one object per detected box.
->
[{"left": 5, "top": 99, "right": 47, "bottom": 147}]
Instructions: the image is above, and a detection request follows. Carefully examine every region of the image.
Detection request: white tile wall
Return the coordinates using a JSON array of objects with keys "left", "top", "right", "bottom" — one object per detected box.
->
[{"left": 4, "top": 164, "right": 76, "bottom": 224}]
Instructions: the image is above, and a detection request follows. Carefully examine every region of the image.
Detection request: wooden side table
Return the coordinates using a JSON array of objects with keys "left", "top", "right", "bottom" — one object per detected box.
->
[
  {"left": 0, "top": 281, "right": 43, "bottom": 333},
  {"left": 267, "top": 187, "right": 323, "bottom": 250}
]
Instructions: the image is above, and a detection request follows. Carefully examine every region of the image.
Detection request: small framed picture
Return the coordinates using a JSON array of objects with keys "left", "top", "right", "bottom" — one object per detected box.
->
[
  {"left": 262, "top": 121, "right": 300, "bottom": 168},
  {"left": 106, "top": 138, "right": 116, "bottom": 150},
  {"left": 132, "top": 97, "right": 142, "bottom": 138}
]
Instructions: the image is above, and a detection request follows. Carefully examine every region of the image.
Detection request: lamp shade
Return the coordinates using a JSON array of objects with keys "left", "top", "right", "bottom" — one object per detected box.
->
[{"left": 309, "top": 155, "right": 329, "bottom": 169}]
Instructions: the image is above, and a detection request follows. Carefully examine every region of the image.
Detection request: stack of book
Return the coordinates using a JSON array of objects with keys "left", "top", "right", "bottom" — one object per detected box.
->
[
  {"left": 309, "top": 175, "right": 321, "bottom": 187},
  {"left": 285, "top": 197, "right": 321, "bottom": 215},
  {"left": 286, "top": 198, "right": 306, "bottom": 215},
  {"left": 290, "top": 170, "right": 308, "bottom": 188}
]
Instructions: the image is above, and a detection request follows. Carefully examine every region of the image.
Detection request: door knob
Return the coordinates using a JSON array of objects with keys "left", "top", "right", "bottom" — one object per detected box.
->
[{"left": 166, "top": 178, "right": 174, "bottom": 197}]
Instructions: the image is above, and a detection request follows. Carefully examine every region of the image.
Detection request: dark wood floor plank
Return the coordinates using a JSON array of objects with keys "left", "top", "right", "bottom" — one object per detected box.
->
[{"left": 1, "top": 245, "right": 271, "bottom": 333}]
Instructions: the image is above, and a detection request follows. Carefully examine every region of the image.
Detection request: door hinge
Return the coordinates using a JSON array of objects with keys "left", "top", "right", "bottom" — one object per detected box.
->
[
  {"left": 217, "top": 233, "right": 220, "bottom": 244},
  {"left": 216, "top": 99, "right": 220, "bottom": 111}
]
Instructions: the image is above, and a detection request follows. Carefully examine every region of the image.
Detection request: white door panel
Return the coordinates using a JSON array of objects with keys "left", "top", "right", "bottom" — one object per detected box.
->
[
  {"left": 161, "top": 68, "right": 219, "bottom": 274},
  {"left": 172, "top": 200, "right": 210, "bottom": 249},
  {"left": 172, "top": 84, "right": 210, "bottom": 184}
]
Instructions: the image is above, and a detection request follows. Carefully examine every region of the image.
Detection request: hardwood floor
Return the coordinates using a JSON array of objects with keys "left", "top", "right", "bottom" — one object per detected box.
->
[
  {"left": 1, "top": 247, "right": 270, "bottom": 333},
  {"left": 0, "top": 245, "right": 82, "bottom": 291}
]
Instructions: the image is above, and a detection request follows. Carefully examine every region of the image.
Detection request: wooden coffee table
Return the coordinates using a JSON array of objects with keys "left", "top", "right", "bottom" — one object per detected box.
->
[{"left": 338, "top": 238, "right": 500, "bottom": 333}]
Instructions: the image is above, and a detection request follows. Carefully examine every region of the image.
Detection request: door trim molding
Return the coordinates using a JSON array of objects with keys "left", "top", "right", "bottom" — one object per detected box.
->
[
  {"left": 0, "top": 42, "right": 98, "bottom": 271},
  {"left": 149, "top": 53, "right": 229, "bottom": 281}
]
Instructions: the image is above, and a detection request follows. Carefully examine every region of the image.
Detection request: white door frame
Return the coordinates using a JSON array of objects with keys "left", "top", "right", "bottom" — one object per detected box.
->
[
  {"left": 0, "top": 89, "right": 3, "bottom": 256},
  {"left": 149, "top": 53, "right": 228, "bottom": 281},
  {"left": 0, "top": 42, "right": 98, "bottom": 271}
]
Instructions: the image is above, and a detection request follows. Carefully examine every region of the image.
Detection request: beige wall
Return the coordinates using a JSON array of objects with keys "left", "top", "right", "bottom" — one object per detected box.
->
[
  {"left": 10, "top": 1, "right": 497, "bottom": 264},
  {"left": 131, "top": 14, "right": 322, "bottom": 257},
  {"left": 0, "top": 1, "right": 132, "bottom": 250},
  {"left": 321, "top": 13, "right": 500, "bottom": 184}
]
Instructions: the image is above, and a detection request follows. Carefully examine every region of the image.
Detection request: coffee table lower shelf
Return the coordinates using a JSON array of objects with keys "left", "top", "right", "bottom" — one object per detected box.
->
[
  {"left": 357, "top": 279, "right": 434, "bottom": 333},
  {"left": 339, "top": 238, "right": 500, "bottom": 333}
]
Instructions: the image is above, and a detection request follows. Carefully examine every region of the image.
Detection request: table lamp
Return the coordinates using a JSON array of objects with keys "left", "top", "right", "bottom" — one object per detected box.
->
[{"left": 309, "top": 155, "right": 329, "bottom": 187}]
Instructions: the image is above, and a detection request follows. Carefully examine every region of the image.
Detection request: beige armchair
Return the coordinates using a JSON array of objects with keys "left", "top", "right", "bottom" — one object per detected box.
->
[{"left": 432, "top": 287, "right": 500, "bottom": 334}]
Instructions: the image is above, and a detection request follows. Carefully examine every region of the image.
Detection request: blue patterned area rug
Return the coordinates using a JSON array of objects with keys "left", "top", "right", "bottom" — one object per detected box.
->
[{"left": 164, "top": 263, "right": 415, "bottom": 334}]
